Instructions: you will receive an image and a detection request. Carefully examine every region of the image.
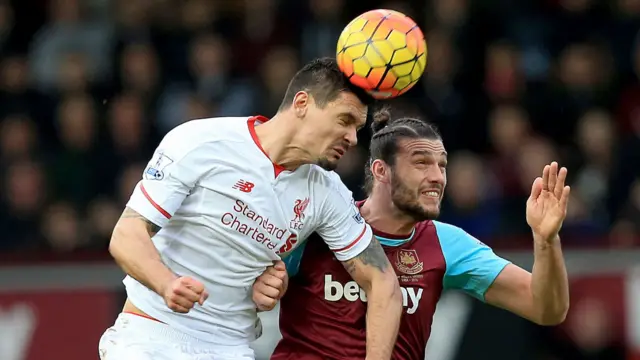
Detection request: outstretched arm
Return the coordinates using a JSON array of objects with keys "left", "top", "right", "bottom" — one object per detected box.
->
[
  {"left": 485, "top": 243, "right": 568, "bottom": 326},
  {"left": 341, "top": 236, "right": 402, "bottom": 360},
  {"left": 486, "top": 162, "right": 570, "bottom": 325}
]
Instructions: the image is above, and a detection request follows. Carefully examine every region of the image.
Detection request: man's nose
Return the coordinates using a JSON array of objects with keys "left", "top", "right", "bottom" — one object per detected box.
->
[
  {"left": 345, "top": 127, "right": 358, "bottom": 147},
  {"left": 428, "top": 166, "right": 445, "bottom": 184}
]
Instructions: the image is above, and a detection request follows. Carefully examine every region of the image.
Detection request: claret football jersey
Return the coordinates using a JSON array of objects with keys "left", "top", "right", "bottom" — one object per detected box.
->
[
  {"left": 274, "top": 209, "right": 510, "bottom": 360},
  {"left": 124, "top": 116, "right": 373, "bottom": 345}
]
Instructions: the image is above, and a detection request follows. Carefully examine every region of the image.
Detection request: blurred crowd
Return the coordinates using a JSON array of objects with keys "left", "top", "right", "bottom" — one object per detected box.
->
[{"left": 1, "top": 0, "right": 640, "bottom": 253}]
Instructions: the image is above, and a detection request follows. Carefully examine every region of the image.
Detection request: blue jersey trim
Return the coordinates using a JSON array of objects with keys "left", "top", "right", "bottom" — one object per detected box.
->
[
  {"left": 376, "top": 228, "right": 415, "bottom": 247},
  {"left": 281, "top": 241, "right": 308, "bottom": 277}
]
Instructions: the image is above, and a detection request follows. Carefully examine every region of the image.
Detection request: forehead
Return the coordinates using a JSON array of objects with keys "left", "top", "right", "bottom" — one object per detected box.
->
[
  {"left": 396, "top": 138, "right": 447, "bottom": 158},
  {"left": 327, "top": 92, "right": 367, "bottom": 121}
]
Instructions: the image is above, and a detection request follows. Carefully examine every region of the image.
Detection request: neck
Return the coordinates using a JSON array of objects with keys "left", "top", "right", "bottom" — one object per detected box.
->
[
  {"left": 360, "top": 191, "right": 417, "bottom": 236},
  {"left": 253, "top": 112, "right": 314, "bottom": 170}
]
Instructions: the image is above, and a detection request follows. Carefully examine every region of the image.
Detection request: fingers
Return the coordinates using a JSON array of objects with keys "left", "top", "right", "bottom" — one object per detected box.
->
[
  {"left": 559, "top": 185, "right": 571, "bottom": 212},
  {"left": 254, "top": 277, "right": 282, "bottom": 299},
  {"left": 167, "top": 303, "right": 191, "bottom": 313},
  {"left": 166, "top": 289, "right": 197, "bottom": 312},
  {"left": 555, "top": 166, "right": 568, "bottom": 199},
  {"left": 165, "top": 277, "right": 208, "bottom": 313},
  {"left": 542, "top": 164, "right": 550, "bottom": 191},
  {"left": 253, "top": 292, "right": 278, "bottom": 311},
  {"left": 252, "top": 265, "right": 286, "bottom": 311},
  {"left": 173, "top": 286, "right": 202, "bottom": 304},
  {"left": 268, "top": 264, "right": 288, "bottom": 297},
  {"left": 542, "top": 162, "right": 569, "bottom": 200},
  {"left": 175, "top": 278, "right": 205, "bottom": 303},
  {"left": 281, "top": 270, "right": 289, "bottom": 297},
  {"left": 530, "top": 177, "right": 543, "bottom": 200},
  {"left": 258, "top": 272, "right": 285, "bottom": 293},
  {"left": 547, "top": 162, "right": 558, "bottom": 193},
  {"left": 184, "top": 278, "right": 208, "bottom": 305},
  {"left": 252, "top": 277, "right": 281, "bottom": 311},
  {"left": 170, "top": 296, "right": 198, "bottom": 312},
  {"left": 273, "top": 260, "right": 286, "bottom": 272},
  {"left": 270, "top": 261, "right": 290, "bottom": 297},
  {"left": 266, "top": 264, "right": 287, "bottom": 281},
  {"left": 182, "top": 277, "right": 205, "bottom": 294}
]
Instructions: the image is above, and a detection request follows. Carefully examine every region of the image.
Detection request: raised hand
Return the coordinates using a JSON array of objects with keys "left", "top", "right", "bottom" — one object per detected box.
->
[{"left": 526, "top": 162, "right": 571, "bottom": 243}]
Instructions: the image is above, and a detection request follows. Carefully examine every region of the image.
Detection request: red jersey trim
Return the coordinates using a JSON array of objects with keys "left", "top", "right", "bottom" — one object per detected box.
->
[
  {"left": 333, "top": 224, "right": 368, "bottom": 253},
  {"left": 140, "top": 183, "right": 171, "bottom": 219},
  {"left": 247, "top": 116, "right": 287, "bottom": 178},
  {"left": 122, "top": 311, "right": 164, "bottom": 323}
]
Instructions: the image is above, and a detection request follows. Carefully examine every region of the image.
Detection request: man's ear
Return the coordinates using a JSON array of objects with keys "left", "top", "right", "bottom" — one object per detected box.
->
[
  {"left": 293, "top": 91, "right": 310, "bottom": 118},
  {"left": 371, "top": 159, "right": 391, "bottom": 185}
]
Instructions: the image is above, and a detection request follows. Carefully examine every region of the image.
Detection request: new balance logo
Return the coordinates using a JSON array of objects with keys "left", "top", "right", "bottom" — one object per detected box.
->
[{"left": 233, "top": 180, "right": 255, "bottom": 193}]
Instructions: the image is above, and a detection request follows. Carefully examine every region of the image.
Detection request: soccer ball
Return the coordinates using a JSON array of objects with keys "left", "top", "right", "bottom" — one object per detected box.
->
[{"left": 337, "top": 9, "right": 427, "bottom": 99}]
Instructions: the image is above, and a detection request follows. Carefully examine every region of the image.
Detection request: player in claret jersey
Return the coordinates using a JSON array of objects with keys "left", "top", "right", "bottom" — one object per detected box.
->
[
  {"left": 98, "top": 58, "right": 403, "bottom": 360},
  {"left": 253, "top": 110, "right": 571, "bottom": 360}
]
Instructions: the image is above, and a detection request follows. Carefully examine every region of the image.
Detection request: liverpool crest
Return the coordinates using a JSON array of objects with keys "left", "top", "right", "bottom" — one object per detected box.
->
[{"left": 290, "top": 198, "right": 310, "bottom": 230}]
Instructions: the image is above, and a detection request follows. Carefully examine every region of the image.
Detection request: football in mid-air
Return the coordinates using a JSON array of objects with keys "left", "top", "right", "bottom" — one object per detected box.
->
[{"left": 337, "top": 9, "right": 427, "bottom": 99}]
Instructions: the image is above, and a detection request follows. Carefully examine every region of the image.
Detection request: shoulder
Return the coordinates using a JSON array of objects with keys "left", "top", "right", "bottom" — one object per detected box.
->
[
  {"left": 306, "top": 165, "right": 340, "bottom": 183},
  {"left": 432, "top": 221, "right": 484, "bottom": 245},
  {"left": 307, "top": 167, "right": 351, "bottom": 198},
  {"left": 432, "top": 220, "right": 491, "bottom": 256},
  {"left": 159, "top": 117, "right": 251, "bottom": 158},
  {"left": 301, "top": 167, "right": 360, "bottom": 223},
  {"left": 165, "top": 116, "right": 250, "bottom": 144}
]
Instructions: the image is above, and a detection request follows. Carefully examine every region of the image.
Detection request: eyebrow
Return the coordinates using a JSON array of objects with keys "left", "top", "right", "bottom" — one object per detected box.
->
[{"left": 411, "top": 150, "right": 448, "bottom": 158}]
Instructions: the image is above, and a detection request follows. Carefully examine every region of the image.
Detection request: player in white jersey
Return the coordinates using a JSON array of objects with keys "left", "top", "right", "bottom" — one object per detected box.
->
[{"left": 98, "top": 58, "right": 403, "bottom": 360}]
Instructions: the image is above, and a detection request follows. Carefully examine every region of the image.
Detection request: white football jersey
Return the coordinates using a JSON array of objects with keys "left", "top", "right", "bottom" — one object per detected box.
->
[{"left": 124, "top": 116, "right": 373, "bottom": 345}]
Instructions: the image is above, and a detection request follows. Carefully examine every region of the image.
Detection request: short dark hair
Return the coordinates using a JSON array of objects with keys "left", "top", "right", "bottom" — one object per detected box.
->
[
  {"left": 279, "top": 57, "right": 374, "bottom": 111},
  {"left": 364, "top": 108, "right": 442, "bottom": 194}
]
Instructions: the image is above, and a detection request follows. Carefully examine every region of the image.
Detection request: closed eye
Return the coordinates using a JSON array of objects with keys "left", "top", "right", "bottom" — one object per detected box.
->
[{"left": 339, "top": 112, "right": 364, "bottom": 129}]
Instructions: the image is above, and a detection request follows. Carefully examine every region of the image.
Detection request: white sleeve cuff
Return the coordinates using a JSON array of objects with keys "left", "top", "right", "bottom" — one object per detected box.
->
[
  {"left": 331, "top": 224, "right": 373, "bottom": 262},
  {"left": 126, "top": 183, "right": 172, "bottom": 228}
]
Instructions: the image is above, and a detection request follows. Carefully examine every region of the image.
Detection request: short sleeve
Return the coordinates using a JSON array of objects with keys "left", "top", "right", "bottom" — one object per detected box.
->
[
  {"left": 127, "top": 135, "right": 218, "bottom": 228},
  {"left": 315, "top": 173, "right": 372, "bottom": 262},
  {"left": 434, "top": 221, "right": 510, "bottom": 302}
]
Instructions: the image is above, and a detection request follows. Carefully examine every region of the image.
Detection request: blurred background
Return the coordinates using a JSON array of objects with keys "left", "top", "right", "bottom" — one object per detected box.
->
[{"left": 0, "top": 0, "right": 639, "bottom": 359}]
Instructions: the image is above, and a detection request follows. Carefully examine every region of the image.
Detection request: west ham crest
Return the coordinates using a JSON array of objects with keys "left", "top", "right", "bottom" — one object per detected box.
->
[{"left": 396, "top": 249, "right": 424, "bottom": 275}]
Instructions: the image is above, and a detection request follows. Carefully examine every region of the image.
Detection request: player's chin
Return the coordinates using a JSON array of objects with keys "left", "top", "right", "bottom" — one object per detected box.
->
[
  {"left": 419, "top": 201, "right": 441, "bottom": 217},
  {"left": 317, "top": 157, "right": 339, "bottom": 171}
]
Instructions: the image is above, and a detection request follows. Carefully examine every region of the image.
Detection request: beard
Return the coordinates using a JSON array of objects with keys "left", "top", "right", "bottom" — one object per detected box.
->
[
  {"left": 390, "top": 172, "right": 440, "bottom": 222},
  {"left": 316, "top": 157, "right": 338, "bottom": 171}
]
